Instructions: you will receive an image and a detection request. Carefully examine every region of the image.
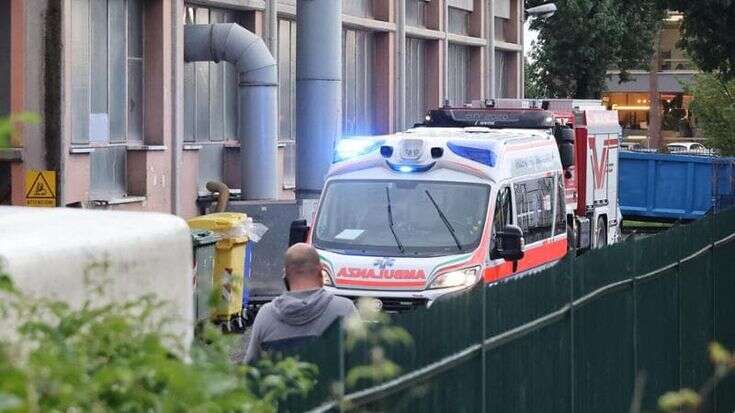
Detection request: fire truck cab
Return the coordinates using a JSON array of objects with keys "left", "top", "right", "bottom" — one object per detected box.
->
[{"left": 292, "top": 101, "right": 622, "bottom": 311}]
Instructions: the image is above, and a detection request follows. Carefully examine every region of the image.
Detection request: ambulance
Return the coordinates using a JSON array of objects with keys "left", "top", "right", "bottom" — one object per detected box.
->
[{"left": 290, "top": 101, "right": 622, "bottom": 311}]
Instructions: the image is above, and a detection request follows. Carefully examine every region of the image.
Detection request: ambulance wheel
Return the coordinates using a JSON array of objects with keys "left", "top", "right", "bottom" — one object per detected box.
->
[{"left": 595, "top": 217, "right": 607, "bottom": 249}]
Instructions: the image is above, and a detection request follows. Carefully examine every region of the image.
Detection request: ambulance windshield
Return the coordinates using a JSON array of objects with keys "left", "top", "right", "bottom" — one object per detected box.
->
[{"left": 313, "top": 180, "right": 490, "bottom": 257}]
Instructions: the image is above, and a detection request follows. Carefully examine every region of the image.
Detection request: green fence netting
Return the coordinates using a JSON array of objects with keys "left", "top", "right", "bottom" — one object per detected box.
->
[{"left": 283, "top": 208, "right": 735, "bottom": 413}]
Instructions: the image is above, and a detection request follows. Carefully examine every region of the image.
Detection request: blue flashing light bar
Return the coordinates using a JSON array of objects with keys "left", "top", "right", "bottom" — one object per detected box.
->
[
  {"left": 386, "top": 161, "right": 436, "bottom": 173},
  {"left": 447, "top": 142, "right": 497, "bottom": 167},
  {"left": 333, "top": 139, "right": 385, "bottom": 163}
]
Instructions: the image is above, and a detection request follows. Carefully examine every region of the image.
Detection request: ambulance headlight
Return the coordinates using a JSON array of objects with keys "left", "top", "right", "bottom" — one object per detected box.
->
[
  {"left": 321, "top": 268, "right": 334, "bottom": 286},
  {"left": 334, "top": 139, "right": 385, "bottom": 163},
  {"left": 428, "top": 266, "right": 481, "bottom": 289}
]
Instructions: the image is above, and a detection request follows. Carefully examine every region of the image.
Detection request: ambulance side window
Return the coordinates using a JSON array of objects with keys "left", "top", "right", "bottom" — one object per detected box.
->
[
  {"left": 493, "top": 186, "right": 513, "bottom": 234},
  {"left": 554, "top": 175, "right": 566, "bottom": 236},
  {"left": 513, "top": 177, "right": 555, "bottom": 244},
  {"left": 491, "top": 186, "right": 513, "bottom": 254}
]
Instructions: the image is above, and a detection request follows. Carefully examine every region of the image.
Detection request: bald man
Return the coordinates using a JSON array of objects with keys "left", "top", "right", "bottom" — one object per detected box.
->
[{"left": 240, "top": 243, "right": 357, "bottom": 363}]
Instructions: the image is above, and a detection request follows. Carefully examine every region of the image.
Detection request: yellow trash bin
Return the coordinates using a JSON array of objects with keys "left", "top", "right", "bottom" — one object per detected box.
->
[{"left": 187, "top": 212, "right": 249, "bottom": 323}]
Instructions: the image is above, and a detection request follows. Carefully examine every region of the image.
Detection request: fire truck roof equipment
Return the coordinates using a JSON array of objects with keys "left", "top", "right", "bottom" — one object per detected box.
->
[{"left": 423, "top": 108, "right": 556, "bottom": 129}]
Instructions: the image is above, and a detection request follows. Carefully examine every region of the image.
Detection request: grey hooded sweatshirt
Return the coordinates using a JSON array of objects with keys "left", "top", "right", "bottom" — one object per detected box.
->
[{"left": 241, "top": 288, "right": 357, "bottom": 363}]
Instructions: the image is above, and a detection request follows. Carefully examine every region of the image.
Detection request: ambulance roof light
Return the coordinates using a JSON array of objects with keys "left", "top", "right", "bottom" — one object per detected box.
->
[
  {"left": 447, "top": 142, "right": 496, "bottom": 167},
  {"left": 386, "top": 162, "right": 436, "bottom": 173},
  {"left": 333, "top": 138, "right": 385, "bottom": 163}
]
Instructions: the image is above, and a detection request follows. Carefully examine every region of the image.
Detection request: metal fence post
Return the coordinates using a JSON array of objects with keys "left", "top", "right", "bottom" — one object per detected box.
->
[
  {"left": 570, "top": 254, "right": 576, "bottom": 413},
  {"left": 338, "top": 319, "right": 346, "bottom": 412},
  {"left": 481, "top": 284, "right": 487, "bottom": 412},
  {"left": 632, "top": 236, "right": 639, "bottom": 384},
  {"left": 710, "top": 202, "right": 718, "bottom": 412}
]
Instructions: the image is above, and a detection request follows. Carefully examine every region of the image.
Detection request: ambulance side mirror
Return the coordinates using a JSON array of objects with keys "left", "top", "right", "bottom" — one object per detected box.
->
[
  {"left": 289, "top": 220, "right": 310, "bottom": 246},
  {"left": 492, "top": 225, "right": 525, "bottom": 262},
  {"left": 555, "top": 126, "right": 575, "bottom": 169}
]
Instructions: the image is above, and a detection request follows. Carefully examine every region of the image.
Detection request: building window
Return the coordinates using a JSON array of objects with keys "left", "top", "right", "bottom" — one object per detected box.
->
[
  {"left": 90, "top": 146, "right": 127, "bottom": 200},
  {"left": 448, "top": 8, "right": 470, "bottom": 35},
  {"left": 343, "top": 0, "right": 373, "bottom": 18},
  {"left": 405, "top": 37, "right": 427, "bottom": 129},
  {"left": 71, "top": 0, "right": 144, "bottom": 146},
  {"left": 70, "top": 0, "right": 145, "bottom": 199},
  {"left": 494, "top": 0, "right": 518, "bottom": 43},
  {"left": 71, "top": 0, "right": 144, "bottom": 145},
  {"left": 406, "top": 0, "right": 428, "bottom": 28},
  {"left": 495, "top": 50, "right": 517, "bottom": 98},
  {"left": 278, "top": 18, "right": 297, "bottom": 189},
  {"left": 447, "top": 43, "right": 470, "bottom": 106},
  {"left": 343, "top": 28, "right": 374, "bottom": 136}
]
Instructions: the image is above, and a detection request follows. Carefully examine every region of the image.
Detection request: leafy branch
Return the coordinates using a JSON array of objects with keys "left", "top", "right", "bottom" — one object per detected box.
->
[{"left": 658, "top": 342, "right": 735, "bottom": 412}]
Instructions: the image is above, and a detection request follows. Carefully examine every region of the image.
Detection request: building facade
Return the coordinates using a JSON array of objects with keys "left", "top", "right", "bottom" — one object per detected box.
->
[
  {"left": 1, "top": 0, "right": 524, "bottom": 217},
  {"left": 602, "top": 12, "right": 698, "bottom": 140}
]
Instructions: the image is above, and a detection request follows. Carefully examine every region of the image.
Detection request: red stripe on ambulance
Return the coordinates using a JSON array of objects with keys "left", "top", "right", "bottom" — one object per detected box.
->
[{"left": 483, "top": 237, "right": 568, "bottom": 283}]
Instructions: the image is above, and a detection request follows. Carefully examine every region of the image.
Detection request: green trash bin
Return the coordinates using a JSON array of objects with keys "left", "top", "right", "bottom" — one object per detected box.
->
[{"left": 191, "top": 229, "right": 220, "bottom": 323}]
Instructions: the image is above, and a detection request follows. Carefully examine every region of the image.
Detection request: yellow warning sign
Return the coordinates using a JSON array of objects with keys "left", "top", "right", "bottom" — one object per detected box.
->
[{"left": 25, "top": 170, "right": 56, "bottom": 207}]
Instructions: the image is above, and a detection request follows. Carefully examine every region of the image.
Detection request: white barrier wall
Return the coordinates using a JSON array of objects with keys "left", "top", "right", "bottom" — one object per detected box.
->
[{"left": 0, "top": 207, "right": 193, "bottom": 350}]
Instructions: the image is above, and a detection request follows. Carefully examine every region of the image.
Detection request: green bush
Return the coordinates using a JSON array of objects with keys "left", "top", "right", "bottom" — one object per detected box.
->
[
  {"left": 0, "top": 113, "right": 40, "bottom": 148},
  {"left": 0, "top": 273, "right": 316, "bottom": 412}
]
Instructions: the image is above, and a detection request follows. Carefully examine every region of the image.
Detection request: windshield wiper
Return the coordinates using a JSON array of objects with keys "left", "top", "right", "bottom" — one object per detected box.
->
[
  {"left": 424, "top": 190, "right": 463, "bottom": 252},
  {"left": 385, "top": 187, "right": 405, "bottom": 254}
]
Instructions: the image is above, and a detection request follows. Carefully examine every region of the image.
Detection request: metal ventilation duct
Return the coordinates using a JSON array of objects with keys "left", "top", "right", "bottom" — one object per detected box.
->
[{"left": 184, "top": 23, "right": 278, "bottom": 200}]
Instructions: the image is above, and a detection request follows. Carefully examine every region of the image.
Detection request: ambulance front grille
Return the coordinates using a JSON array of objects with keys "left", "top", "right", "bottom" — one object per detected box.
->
[{"left": 377, "top": 298, "right": 428, "bottom": 313}]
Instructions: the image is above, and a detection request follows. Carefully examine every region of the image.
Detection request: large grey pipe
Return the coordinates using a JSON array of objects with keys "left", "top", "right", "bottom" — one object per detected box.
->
[
  {"left": 296, "top": 0, "right": 342, "bottom": 198},
  {"left": 184, "top": 23, "right": 278, "bottom": 200}
]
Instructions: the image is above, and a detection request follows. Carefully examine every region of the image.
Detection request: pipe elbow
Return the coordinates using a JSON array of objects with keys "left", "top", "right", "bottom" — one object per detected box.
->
[
  {"left": 212, "top": 23, "right": 277, "bottom": 86},
  {"left": 184, "top": 23, "right": 277, "bottom": 85}
]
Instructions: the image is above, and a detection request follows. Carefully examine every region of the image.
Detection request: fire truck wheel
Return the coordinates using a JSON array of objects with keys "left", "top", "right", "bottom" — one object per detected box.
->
[{"left": 595, "top": 216, "right": 608, "bottom": 249}]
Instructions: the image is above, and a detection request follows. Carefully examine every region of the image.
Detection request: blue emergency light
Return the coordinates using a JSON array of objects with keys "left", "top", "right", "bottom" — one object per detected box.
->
[
  {"left": 447, "top": 142, "right": 497, "bottom": 167},
  {"left": 333, "top": 139, "right": 385, "bottom": 163},
  {"left": 386, "top": 161, "right": 436, "bottom": 173}
]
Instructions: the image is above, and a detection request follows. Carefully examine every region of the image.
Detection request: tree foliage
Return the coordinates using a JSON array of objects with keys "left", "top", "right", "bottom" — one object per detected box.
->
[
  {"left": 524, "top": 58, "right": 549, "bottom": 99},
  {"left": 688, "top": 73, "right": 735, "bottom": 156},
  {"left": 669, "top": 0, "right": 735, "bottom": 80},
  {"left": 525, "top": 0, "right": 667, "bottom": 98}
]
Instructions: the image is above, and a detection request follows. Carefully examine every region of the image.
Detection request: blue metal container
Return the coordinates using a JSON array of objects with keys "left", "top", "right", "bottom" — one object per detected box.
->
[{"left": 619, "top": 151, "right": 735, "bottom": 221}]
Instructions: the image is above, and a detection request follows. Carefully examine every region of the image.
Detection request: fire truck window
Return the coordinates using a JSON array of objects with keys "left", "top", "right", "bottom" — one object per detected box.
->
[
  {"left": 493, "top": 186, "right": 513, "bottom": 234},
  {"left": 554, "top": 175, "right": 566, "bottom": 236},
  {"left": 513, "top": 177, "right": 554, "bottom": 244}
]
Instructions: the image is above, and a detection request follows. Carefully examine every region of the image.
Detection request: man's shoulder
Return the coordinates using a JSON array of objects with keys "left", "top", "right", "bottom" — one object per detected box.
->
[
  {"left": 252, "top": 301, "right": 278, "bottom": 325},
  {"left": 328, "top": 294, "right": 358, "bottom": 316}
]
